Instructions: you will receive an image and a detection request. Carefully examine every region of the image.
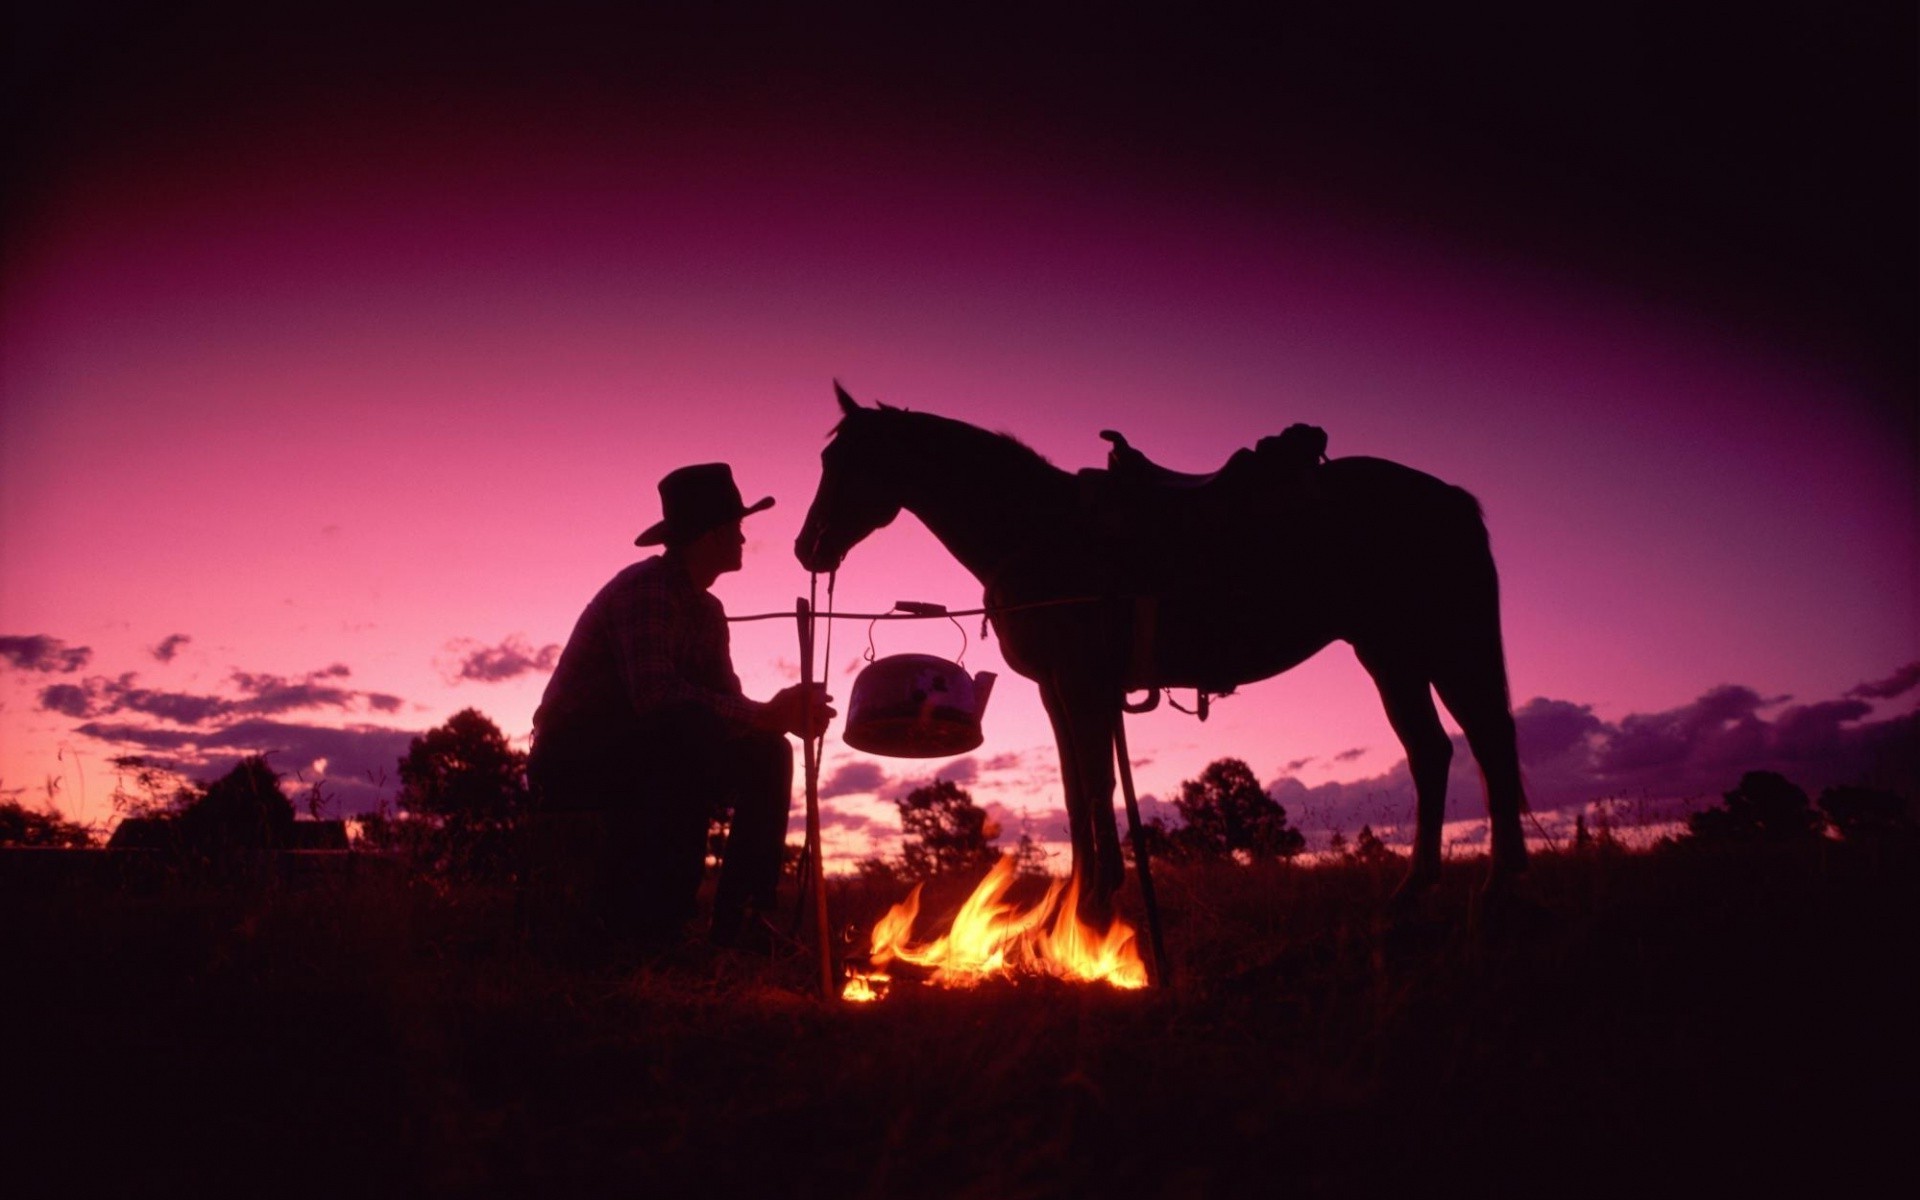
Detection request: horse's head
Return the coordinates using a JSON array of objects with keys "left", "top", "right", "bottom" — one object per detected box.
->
[{"left": 796, "top": 384, "right": 906, "bottom": 573}]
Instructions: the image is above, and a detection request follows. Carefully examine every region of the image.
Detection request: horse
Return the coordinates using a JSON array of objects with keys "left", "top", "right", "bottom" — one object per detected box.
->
[{"left": 796, "top": 386, "right": 1528, "bottom": 914}]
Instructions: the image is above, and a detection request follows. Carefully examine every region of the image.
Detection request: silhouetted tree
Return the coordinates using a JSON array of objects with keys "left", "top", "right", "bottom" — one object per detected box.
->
[
  {"left": 896, "top": 778, "right": 1000, "bottom": 879},
  {"left": 999, "top": 810, "right": 1053, "bottom": 877},
  {"left": 1687, "top": 771, "right": 1824, "bottom": 844},
  {"left": 182, "top": 756, "right": 294, "bottom": 842},
  {"left": 1170, "top": 758, "right": 1305, "bottom": 861},
  {"left": 1326, "top": 829, "right": 1349, "bottom": 858},
  {"left": 1350, "top": 824, "right": 1401, "bottom": 869},
  {"left": 0, "top": 800, "right": 93, "bottom": 847},
  {"left": 1122, "top": 815, "right": 1177, "bottom": 866},
  {"left": 396, "top": 709, "right": 529, "bottom": 882},
  {"left": 855, "top": 854, "right": 902, "bottom": 888},
  {"left": 107, "top": 755, "right": 191, "bottom": 819},
  {"left": 1818, "top": 785, "right": 1915, "bottom": 840},
  {"left": 154, "top": 756, "right": 298, "bottom": 875}
]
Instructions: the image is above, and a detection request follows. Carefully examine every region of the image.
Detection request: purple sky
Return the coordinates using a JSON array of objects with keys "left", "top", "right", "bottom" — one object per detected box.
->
[{"left": 3, "top": 3, "right": 1913, "bottom": 862}]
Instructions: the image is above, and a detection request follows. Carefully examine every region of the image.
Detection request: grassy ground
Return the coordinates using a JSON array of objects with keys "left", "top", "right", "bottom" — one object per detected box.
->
[{"left": 7, "top": 841, "right": 1915, "bottom": 1198}]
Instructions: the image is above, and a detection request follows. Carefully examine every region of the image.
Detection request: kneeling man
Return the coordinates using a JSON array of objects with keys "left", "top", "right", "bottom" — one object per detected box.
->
[{"left": 530, "top": 463, "right": 833, "bottom": 950}]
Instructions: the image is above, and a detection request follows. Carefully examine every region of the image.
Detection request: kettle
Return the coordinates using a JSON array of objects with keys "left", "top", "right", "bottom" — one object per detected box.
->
[{"left": 843, "top": 653, "right": 998, "bottom": 758}]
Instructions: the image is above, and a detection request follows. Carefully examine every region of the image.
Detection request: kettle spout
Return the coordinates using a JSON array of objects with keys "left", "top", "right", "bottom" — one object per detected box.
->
[{"left": 969, "top": 671, "right": 998, "bottom": 720}]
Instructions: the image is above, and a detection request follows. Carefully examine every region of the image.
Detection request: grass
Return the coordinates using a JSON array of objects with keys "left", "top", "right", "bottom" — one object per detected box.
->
[{"left": 6, "top": 840, "right": 1915, "bottom": 1198}]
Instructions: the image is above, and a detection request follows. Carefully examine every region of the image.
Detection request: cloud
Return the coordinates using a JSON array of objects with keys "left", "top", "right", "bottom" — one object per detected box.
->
[
  {"left": 74, "top": 722, "right": 200, "bottom": 752},
  {"left": 228, "top": 668, "right": 370, "bottom": 715},
  {"left": 1265, "top": 670, "right": 1920, "bottom": 834},
  {"left": 1770, "top": 699, "right": 1874, "bottom": 759},
  {"left": 1849, "top": 662, "right": 1920, "bottom": 701},
  {"left": 982, "top": 799, "right": 1078, "bottom": 849},
  {"left": 116, "top": 686, "right": 234, "bottom": 725},
  {"left": 29, "top": 647, "right": 431, "bottom": 816},
  {"left": 44, "top": 665, "right": 399, "bottom": 725},
  {"left": 1514, "top": 697, "right": 1607, "bottom": 761},
  {"left": 151, "top": 634, "right": 192, "bottom": 663},
  {"left": 1596, "top": 685, "right": 1771, "bottom": 775},
  {"left": 1333, "top": 747, "right": 1368, "bottom": 763},
  {"left": 1, "top": 635, "right": 91, "bottom": 673},
  {"left": 38, "top": 684, "right": 94, "bottom": 718},
  {"left": 818, "top": 806, "right": 877, "bottom": 834},
  {"left": 1133, "top": 792, "right": 1181, "bottom": 828},
  {"left": 446, "top": 635, "right": 562, "bottom": 683},
  {"left": 820, "top": 760, "right": 889, "bottom": 799},
  {"left": 937, "top": 756, "right": 978, "bottom": 785},
  {"left": 75, "top": 718, "right": 419, "bottom": 815}
]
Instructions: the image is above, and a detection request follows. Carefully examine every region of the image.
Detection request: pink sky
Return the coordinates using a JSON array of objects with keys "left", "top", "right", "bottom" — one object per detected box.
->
[{"left": 3, "top": 6, "right": 1913, "bottom": 864}]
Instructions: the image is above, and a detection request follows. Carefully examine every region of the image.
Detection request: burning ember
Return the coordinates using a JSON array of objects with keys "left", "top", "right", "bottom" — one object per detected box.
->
[{"left": 844, "top": 856, "right": 1149, "bottom": 1001}]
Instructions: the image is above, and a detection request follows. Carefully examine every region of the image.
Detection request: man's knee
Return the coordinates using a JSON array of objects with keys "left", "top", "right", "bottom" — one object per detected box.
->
[{"left": 739, "top": 730, "right": 793, "bottom": 785}]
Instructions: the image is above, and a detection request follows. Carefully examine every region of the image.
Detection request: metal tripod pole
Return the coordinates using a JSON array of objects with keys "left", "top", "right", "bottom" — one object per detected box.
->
[
  {"left": 1113, "top": 710, "right": 1172, "bottom": 988},
  {"left": 797, "top": 598, "right": 836, "bottom": 999}
]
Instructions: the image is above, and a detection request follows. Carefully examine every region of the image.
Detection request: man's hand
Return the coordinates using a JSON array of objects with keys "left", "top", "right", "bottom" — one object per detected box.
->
[{"left": 760, "top": 682, "right": 836, "bottom": 738}]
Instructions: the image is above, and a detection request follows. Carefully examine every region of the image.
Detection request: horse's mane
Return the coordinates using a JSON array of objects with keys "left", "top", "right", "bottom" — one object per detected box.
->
[{"left": 843, "top": 404, "right": 1062, "bottom": 477}]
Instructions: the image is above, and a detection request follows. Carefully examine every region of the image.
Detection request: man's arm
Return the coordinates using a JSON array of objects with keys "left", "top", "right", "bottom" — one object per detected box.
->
[{"left": 612, "top": 576, "right": 769, "bottom": 729}]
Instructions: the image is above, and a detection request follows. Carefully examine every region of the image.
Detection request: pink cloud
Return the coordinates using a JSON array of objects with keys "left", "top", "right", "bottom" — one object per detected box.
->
[
  {"left": 446, "top": 636, "right": 562, "bottom": 684},
  {"left": 1, "top": 635, "right": 91, "bottom": 674}
]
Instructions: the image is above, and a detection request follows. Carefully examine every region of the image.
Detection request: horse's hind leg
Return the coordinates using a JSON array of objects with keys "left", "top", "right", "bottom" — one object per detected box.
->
[
  {"left": 1433, "top": 667, "right": 1529, "bottom": 889},
  {"left": 1357, "top": 649, "right": 1452, "bottom": 904}
]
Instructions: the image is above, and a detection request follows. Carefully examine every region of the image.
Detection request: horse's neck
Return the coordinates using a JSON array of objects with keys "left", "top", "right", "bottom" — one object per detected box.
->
[{"left": 898, "top": 431, "right": 1074, "bottom": 587}]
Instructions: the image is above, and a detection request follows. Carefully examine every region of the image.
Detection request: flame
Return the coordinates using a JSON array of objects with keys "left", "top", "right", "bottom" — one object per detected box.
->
[{"left": 843, "top": 855, "right": 1149, "bottom": 1001}]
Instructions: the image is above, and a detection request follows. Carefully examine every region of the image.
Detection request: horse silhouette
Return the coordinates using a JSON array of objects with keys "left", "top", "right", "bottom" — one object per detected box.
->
[{"left": 797, "top": 386, "right": 1527, "bottom": 913}]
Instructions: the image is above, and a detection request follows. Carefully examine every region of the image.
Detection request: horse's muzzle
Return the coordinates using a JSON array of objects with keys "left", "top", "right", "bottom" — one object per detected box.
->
[{"left": 795, "top": 530, "right": 841, "bottom": 574}]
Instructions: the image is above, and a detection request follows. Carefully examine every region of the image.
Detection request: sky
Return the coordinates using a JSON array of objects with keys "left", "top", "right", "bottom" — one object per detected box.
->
[{"left": 3, "top": 3, "right": 1914, "bottom": 866}]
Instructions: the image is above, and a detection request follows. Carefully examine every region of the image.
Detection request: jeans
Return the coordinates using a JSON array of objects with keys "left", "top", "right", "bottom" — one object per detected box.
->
[{"left": 528, "top": 705, "right": 792, "bottom": 946}]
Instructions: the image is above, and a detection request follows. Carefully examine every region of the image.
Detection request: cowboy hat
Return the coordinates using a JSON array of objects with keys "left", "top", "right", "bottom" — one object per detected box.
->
[{"left": 634, "top": 463, "right": 775, "bottom": 546}]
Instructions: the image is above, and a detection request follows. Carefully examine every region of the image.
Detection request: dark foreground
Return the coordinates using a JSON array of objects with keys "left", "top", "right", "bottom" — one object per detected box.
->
[{"left": 7, "top": 841, "right": 1915, "bottom": 1199}]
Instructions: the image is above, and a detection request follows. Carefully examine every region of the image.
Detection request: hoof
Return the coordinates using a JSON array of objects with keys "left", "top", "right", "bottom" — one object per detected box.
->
[
  {"left": 1386, "top": 863, "right": 1440, "bottom": 913},
  {"left": 1480, "top": 855, "right": 1528, "bottom": 900},
  {"left": 1074, "top": 882, "right": 1117, "bottom": 930}
]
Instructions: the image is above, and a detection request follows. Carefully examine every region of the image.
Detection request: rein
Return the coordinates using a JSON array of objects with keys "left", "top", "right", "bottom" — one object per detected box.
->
[
  {"left": 734, "top": 585, "right": 1226, "bottom": 722},
  {"left": 726, "top": 594, "right": 1103, "bottom": 625}
]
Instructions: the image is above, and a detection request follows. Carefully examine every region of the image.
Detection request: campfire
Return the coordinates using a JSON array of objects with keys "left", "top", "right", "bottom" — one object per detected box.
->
[{"left": 843, "top": 856, "right": 1149, "bottom": 1001}]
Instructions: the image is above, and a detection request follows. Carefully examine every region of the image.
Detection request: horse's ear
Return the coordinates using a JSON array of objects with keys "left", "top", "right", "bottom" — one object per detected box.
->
[{"left": 833, "top": 380, "right": 860, "bottom": 416}]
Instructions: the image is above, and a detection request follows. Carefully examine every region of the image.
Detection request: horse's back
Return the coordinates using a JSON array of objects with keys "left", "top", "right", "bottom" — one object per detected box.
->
[
  {"left": 1321, "top": 455, "right": 1483, "bottom": 523},
  {"left": 1313, "top": 455, "right": 1490, "bottom": 564}
]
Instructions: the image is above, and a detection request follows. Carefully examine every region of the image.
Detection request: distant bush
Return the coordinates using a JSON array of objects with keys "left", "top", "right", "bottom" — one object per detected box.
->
[
  {"left": 387, "top": 708, "right": 530, "bottom": 884},
  {"left": 1348, "top": 824, "right": 1401, "bottom": 869},
  {"left": 1166, "top": 758, "right": 1306, "bottom": 862},
  {"left": 1818, "top": 784, "right": 1916, "bottom": 840},
  {"left": 0, "top": 800, "right": 94, "bottom": 848},
  {"left": 1686, "top": 771, "right": 1824, "bottom": 845},
  {"left": 896, "top": 779, "right": 1000, "bottom": 880},
  {"left": 101, "top": 756, "right": 298, "bottom": 877},
  {"left": 177, "top": 756, "right": 296, "bottom": 852}
]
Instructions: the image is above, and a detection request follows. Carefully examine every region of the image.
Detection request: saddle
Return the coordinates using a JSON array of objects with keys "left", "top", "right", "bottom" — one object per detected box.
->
[
  {"left": 1080, "top": 423, "right": 1328, "bottom": 536},
  {"left": 1077, "top": 424, "right": 1332, "bottom": 712},
  {"left": 1099, "top": 424, "right": 1327, "bottom": 491}
]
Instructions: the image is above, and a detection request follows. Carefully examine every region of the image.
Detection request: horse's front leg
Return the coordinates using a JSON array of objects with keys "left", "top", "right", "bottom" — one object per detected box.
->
[{"left": 1040, "top": 675, "right": 1126, "bottom": 919}]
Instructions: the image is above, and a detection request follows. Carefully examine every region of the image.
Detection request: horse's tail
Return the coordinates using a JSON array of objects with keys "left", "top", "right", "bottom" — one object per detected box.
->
[
  {"left": 1451, "top": 483, "right": 1514, "bottom": 712},
  {"left": 1446, "top": 483, "right": 1530, "bottom": 822}
]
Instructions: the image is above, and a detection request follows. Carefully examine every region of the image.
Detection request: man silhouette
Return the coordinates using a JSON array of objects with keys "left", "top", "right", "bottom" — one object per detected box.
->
[{"left": 529, "top": 463, "right": 833, "bottom": 951}]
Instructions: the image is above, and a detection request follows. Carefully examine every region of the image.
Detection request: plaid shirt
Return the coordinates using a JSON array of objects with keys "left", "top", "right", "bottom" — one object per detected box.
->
[{"left": 534, "top": 555, "right": 764, "bottom": 742}]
